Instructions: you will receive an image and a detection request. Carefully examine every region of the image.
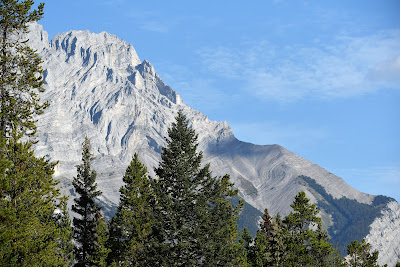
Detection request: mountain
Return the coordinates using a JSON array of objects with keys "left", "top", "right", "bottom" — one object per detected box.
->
[{"left": 28, "top": 23, "right": 400, "bottom": 265}]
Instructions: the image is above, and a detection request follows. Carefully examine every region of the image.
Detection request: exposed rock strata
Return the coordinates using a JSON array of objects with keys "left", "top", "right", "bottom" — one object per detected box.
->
[{"left": 26, "top": 23, "right": 398, "bottom": 265}]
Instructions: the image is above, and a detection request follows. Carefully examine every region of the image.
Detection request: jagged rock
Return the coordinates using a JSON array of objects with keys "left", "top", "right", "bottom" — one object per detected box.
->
[
  {"left": 366, "top": 201, "right": 400, "bottom": 266},
  {"left": 27, "top": 23, "right": 399, "bottom": 265}
]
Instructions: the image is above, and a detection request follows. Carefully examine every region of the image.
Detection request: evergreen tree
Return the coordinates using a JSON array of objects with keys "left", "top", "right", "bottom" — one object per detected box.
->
[
  {"left": 56, "top": 196, "right": 75, "bottom": 266},
  {"left": 283, "top": 191, "right": 333, "bottom": 266},
  {"left": 247, "top": 192, "right": 342, "bottom": 267},
  {"left": 346, "top": 239, "right": 379, "bottom": 267},
  {"left": 0, "top": 1, "right": 73, "bottom": 265},
  {"left": 0, "top": 0, "right": 48, "bottom": 139},
  {"left": 107, "top": 153, "right": 155, "bottom": 266},
  {"left": 199, "top": 174, "right": 247, "bottom": 266},
  {"left": 0, "top": 139, "right": 67, "bottom": 266},
  {"left": 72, "top": 137, "right": 102, "bottom": 266},
  {"left": 89, "top": 211, "right": 109, "bottom": 267},
  {"left": 151, "top": 110, "right": 245, "bottom": 266}
]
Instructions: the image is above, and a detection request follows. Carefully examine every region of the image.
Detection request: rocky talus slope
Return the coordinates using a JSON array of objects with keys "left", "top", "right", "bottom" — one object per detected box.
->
[{"left": 27, "top": 23, "right": 399, "bottom": 265}]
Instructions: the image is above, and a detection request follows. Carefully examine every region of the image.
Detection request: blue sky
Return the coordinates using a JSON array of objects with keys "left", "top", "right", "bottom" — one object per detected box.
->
[{"left": 39, "top": 0, "right": 400, "bottom": 201}]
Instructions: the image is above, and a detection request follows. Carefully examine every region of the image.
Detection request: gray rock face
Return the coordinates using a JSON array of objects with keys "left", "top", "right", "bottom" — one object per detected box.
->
[
  {"left": 28, "top": 23, "right": 399, "bottom": 265},
  {"left": 366, "top": 201, "right": 400, "bottom": 266}
]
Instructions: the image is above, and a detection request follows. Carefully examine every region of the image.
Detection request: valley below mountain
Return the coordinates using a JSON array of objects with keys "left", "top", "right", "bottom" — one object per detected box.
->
[{"left": 28, "top": 23, "right": 400, "bottom": 265}]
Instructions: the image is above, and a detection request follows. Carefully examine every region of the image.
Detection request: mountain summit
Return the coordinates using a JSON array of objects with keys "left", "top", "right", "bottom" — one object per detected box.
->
[{"left": 28, "top": 23, "right": 400, "bottom": 265}]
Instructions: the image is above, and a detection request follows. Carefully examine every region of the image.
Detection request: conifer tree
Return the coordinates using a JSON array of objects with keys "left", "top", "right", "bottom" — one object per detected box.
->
[
  {"left": 0, "top": 1, "right": 73, "bottom": 265},
  {"left": 0, "top": 139, "right": 67, "bottom": 266},
  {"left": 0, "top": 0, "right": 48, "bottom": 139},
  {"left": 107, "top": 153, "right": 155, "bottom": 266},
  {"left": 72, "top": 137, "right": 102, "bottom": 266},
  {"left": 283, "top": 191, "right": 341, "bottom": 266},
  {"left": 56, "top": 196, "right": 75, "bottom": 266},
  {"left": 89, "top": 211, "right": 109, "bottom": 267},
  {"left": 151, "top": 110, "right": 245, "bottom": 266},
  {"left": 346, "top": 239, "right": 379, "bottom": 267},
  {"left": 247, "top": 192, "right": 343, "bottom": 267}
]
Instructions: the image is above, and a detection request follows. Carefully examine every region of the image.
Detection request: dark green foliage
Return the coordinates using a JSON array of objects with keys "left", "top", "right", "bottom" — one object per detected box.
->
[
  {"left": 89, "top": 211, "right": 109, "bottom": 267},
  {"left": 107, "top": 153, "right": 155, "bottom": 266},
  {"left": 151, "top": 110, "right": 245, "bottom": 266},
  {"left": 0, "top": 139, "right": 67, "bottom": 266},
  {"left": 72, "top": 137, "right": 103, "bottom": 266},
  {"left": 299, "top": 175, "right": 387, "bottom": 256},
  {"left": 55, "top": 196, "right": 75, "bottom": 266},
  {"left": 372, "top": 195, "right": 394, "bottom": 207},
  {"left": 0, "top": 0, "right": 48, "bottom": 139},
  {"left": 346, "top": 239, "right": 379, "bottom": 267},
  {"left": 246, "top": 192, "right": 342, "bottom": 267},
  {"left": 282, "top": 191, "right": 340, "bottom": 266}
]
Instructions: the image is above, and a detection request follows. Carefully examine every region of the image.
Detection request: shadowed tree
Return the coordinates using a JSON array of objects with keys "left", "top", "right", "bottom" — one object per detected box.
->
[
  {"left": 72, "top": 137, "right": 103, "bottom": 266},
  {"left": 151, "top": 110, "right": 246, "bottom": 266}
]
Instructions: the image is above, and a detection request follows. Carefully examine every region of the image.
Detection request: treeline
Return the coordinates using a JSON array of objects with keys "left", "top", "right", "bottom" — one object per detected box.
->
[
  {"left": 299, "top": 175, "right": 394, "bottom": 256},
  {"left": 65, "top": 112, "right": 385, "bottom": 267},
  {"left": 0, "top": 1, "right": 394, "bottom": 266}
]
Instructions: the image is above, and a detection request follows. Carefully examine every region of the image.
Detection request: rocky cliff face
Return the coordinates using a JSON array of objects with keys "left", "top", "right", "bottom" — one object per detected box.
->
[{"left": 28, "top": 23, "right": 399, "bottom": 265}]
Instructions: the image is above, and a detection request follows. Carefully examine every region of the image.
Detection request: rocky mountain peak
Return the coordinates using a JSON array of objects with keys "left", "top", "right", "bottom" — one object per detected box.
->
[{"left": 25, "top": 23, "right": 399, "bottom": 265}]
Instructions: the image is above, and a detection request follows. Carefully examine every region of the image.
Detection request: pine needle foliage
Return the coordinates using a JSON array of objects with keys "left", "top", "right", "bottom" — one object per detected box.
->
[
  {"left": 0, "top": 139, "right": 67, "bottom": 266},
  {"left": 107, "top": 153, "right": 155, "bottom": 266},
  {"left": 0, "top": 0, "right": 48, "bottom": 139},
  {"left": 151, "top": 110, "right": 245, "bottom": 266},
  {"left": 72, "top": 137, "right": 103, "bottom": 266}
]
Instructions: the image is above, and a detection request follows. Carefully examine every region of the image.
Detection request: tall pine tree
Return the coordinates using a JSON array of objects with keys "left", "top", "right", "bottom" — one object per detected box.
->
[
  {"left": 0, "top": 139, "right": 68, "bottom": 266},
  {"left": 107, "top": 153, "right": 155, "bottom": 266},
  {"left": 0, "top": 0, "right": 48, "bottom": 139},
  {"left": 55, "top": 196, "right": 75, "bottom": 266},
  {"left": 0, "top": 2, "right": 72, "bottom": 265},
  {"left": 151, "top": 110, "right": 245, "bottom": 266},
  {"left": 72, "top": 137, "right": 103, "bottom": 266}
]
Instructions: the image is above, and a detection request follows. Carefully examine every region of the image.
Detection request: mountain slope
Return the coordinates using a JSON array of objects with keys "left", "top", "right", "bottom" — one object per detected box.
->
[{"left": 28, "top": 23, "right": 399, "bottom": 265}]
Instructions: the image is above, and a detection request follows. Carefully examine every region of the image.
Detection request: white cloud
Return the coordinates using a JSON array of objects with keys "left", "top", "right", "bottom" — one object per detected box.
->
[{"left": 197, "top": 30, "right": 400, "bottom": 102}]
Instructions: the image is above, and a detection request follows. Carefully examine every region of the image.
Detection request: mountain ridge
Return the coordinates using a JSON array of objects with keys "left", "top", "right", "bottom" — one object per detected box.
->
[{"left": 28, "top": 23, "right": 400, "bottom": 265}]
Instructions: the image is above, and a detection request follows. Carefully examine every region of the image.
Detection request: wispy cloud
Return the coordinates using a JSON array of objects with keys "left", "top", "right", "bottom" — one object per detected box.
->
[{"left": 197, "top": 30, "right": 400, "bottom": 102}]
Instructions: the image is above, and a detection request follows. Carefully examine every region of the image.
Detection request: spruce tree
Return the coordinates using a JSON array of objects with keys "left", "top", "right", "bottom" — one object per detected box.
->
[
  {"left": 89, "top": 211, "right": 109, "bottom": 267},
  {"left": 72, "top": 137, "right": 102, "bottom": 266},
  {"left": 0, "top": 0, "right": 47, "bottom": 139},
  {"left": 107, "top": 153, "right": 155, "bottom": 266},
  {"left": 151, "top": 110, "right": 245, "bottom": 266}
]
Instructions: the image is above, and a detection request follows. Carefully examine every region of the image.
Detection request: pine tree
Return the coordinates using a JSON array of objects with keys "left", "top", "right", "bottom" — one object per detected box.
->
[
  {"left": 346, "top": 239, "right": 379, "bottom": 267},
  {"left": 151, "top": 110, "right": 245, "bottom": 266},
  {"left": 0, "top": 0, "right": 48, "bottom": 139},
  {"left": 72, "top": 137, "right": 102, "bottom": 266},
  {"left": 282, "top": 191, "right": 342, "bottom": 266},
  {"left": 0, "top": 1, "right": 73, "bottom": 265},
  {"left": 0, "top": 139, "right": 67, "bottom": 266},
  {"left": 89, "top": 211, "right": 109, "bottom": 267},
  {"left": 198, "top": 174, "right": 247, "bottom": 266},
  {"left": 55, "top": 196, "right": 75, "bottom": 266},
  {"left": 107, "top": 153, "right": 155, "bottom": 266}
]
